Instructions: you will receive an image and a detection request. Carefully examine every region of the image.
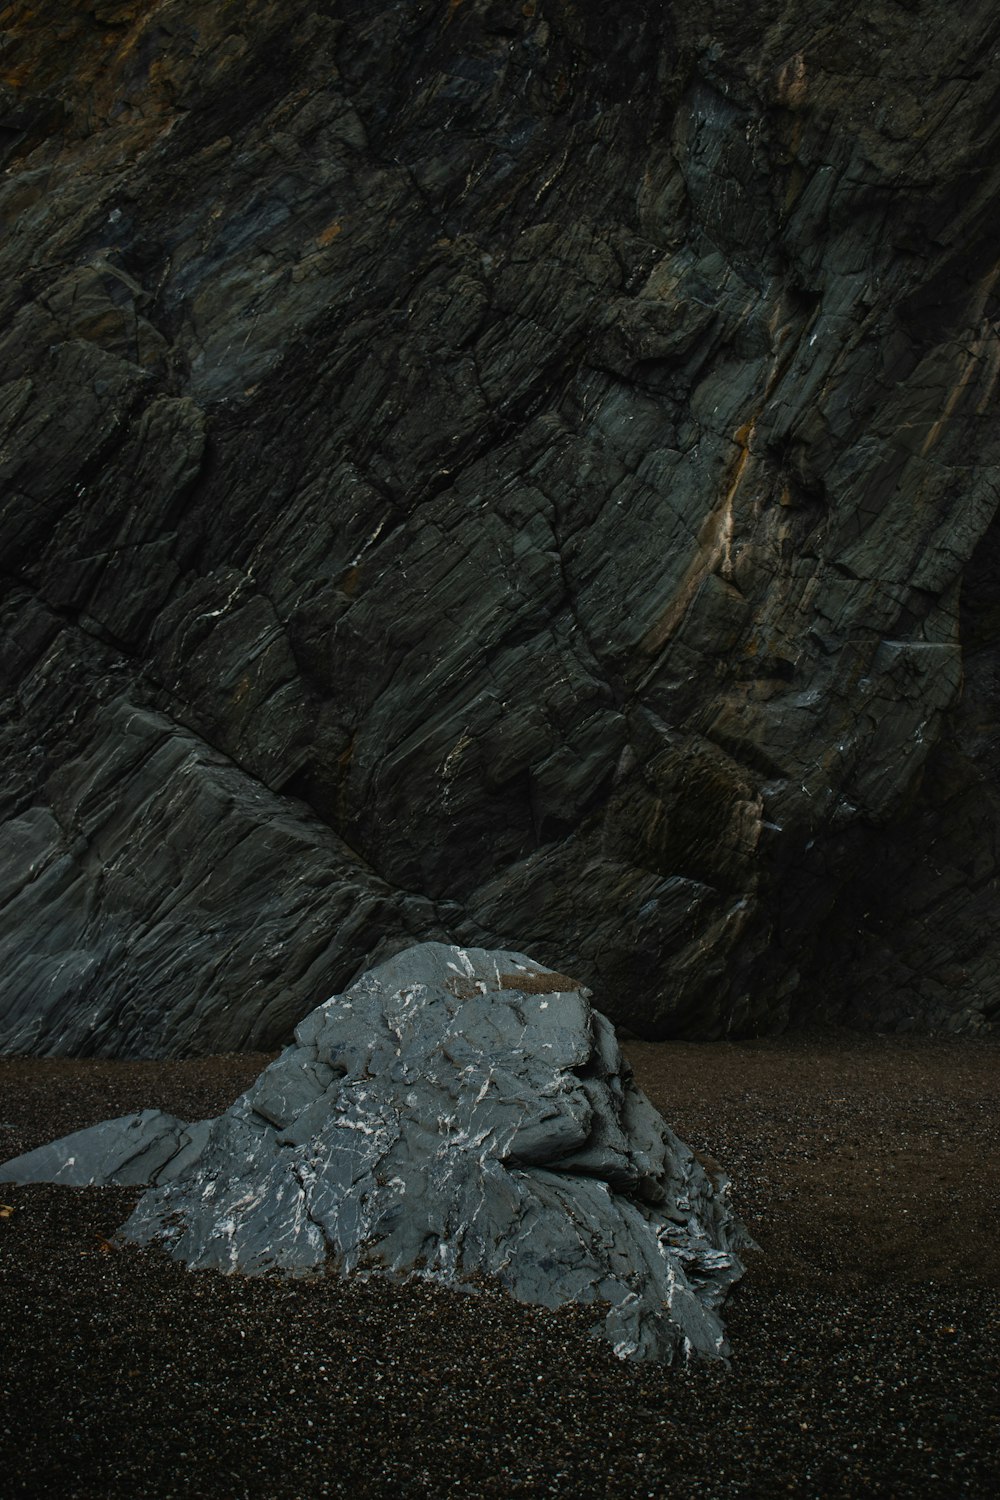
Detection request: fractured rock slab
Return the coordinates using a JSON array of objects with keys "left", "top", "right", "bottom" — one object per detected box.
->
[
  {"left": 0, "top": 944, "right": 752, "bottom": 1362},
  {"left": 0, "top": 1110, "right": 212, "bottom": 1188}
]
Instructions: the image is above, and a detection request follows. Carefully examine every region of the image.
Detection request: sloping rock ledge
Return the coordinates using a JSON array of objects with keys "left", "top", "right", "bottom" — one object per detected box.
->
[{"left": 0, "top": 943, "right": 750, "bottom": 1362}]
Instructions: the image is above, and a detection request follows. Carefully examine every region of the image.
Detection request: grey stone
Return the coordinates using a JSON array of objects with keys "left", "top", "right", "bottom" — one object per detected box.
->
[
  {"left": 0, "top": 1109, "right": 211, "bottom": 1188},
  {"left": 0, "top": 945, "right": 751, "bottom": 1363}
]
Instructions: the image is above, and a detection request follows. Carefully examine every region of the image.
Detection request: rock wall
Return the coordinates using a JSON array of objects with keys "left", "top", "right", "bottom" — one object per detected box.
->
[{"left": 1, "top": 0, "right": 998, "bottom": 1054}]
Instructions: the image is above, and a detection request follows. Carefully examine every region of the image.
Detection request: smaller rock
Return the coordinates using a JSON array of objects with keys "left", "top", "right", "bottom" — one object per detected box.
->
[{"left": 0, "top": 1109, "right": 211, "bottom": 1187}]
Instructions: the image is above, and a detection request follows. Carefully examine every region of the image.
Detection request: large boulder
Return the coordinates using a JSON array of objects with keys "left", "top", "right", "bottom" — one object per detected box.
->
[{"left": 0, "top": 944, "right": 751, "bottom": 1362}]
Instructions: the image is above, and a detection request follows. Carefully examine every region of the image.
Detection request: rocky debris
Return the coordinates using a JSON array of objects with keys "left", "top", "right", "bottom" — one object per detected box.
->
[
  {"left": 0, "top": 944, "right": 750, "bottom": 1363},
  {"left": 1, "top": 2, "right": 999, "bottom": 1055}
]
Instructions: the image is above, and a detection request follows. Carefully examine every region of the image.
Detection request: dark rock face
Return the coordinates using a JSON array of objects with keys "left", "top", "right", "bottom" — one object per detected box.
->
[
  {"left": 1, "top": 1, "right": 999, "bottom": 1053},
  {"left": 0, "top": 944, "right": 751, "bottom": 1362}
]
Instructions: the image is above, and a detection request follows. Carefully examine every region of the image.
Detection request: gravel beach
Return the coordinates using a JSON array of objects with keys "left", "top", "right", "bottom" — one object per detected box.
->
[{"left": 1, "top": 1034, "right": 997, "bottom": 1499}]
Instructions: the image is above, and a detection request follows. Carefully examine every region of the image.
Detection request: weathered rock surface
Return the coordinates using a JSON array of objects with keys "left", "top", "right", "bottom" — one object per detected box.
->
[
  {"left": 1, "top": 2, "right": 999, "bottom": 1053},
  {"left": 0, "top": 944, "right": 751, "bottom": 1362},
  {"left": 0, "top": 1108, "right": 210, "bottom": 1187}
]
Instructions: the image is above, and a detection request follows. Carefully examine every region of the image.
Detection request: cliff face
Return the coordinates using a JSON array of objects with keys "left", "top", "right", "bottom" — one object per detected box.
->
[{"left": 2, "top": 0, "right": 999, "bottom": 1056}]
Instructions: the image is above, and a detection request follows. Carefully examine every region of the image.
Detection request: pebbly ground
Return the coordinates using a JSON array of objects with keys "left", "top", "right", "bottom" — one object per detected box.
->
[{"left": 0, "top": 1034, "right": 997, "bottom": 1499}]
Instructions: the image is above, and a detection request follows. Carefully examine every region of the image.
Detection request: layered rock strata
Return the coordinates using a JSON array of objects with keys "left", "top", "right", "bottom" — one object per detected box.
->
[{"left": 1, "top": 2, "right": 999, "bottom": 1052}]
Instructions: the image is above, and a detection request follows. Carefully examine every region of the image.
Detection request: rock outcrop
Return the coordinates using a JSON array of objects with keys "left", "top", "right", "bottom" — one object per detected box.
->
[
  {"left": 0, "top": 944, "right": 751, "bottom": 1362},
  {"left": 1, "top": 1, "right": 999, "bottom": 1053}
]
